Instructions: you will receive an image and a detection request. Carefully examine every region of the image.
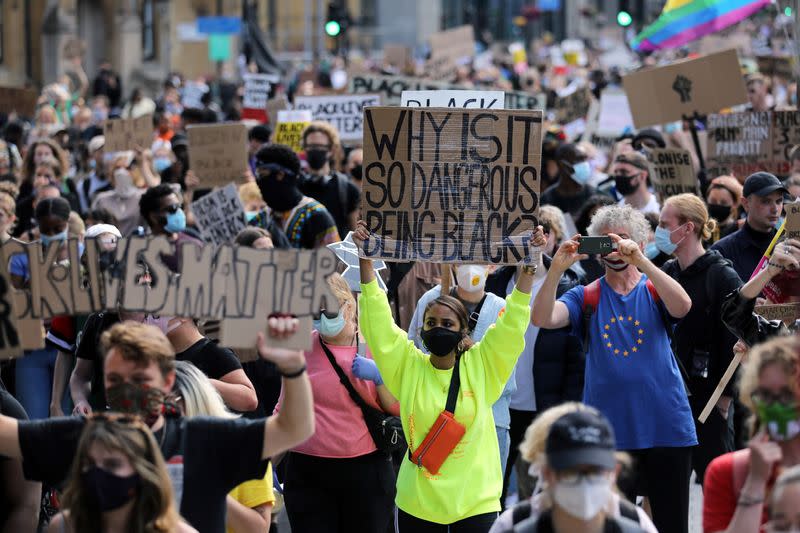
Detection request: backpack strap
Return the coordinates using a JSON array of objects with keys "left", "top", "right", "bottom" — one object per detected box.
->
[
  {"left": 619, "top": 499, "right": 640, "bottom": 523},
  {"left": 467, "top": 294, "right": 488, "bottom": 335},
  {"left": 581, "top": 280, "right": 601, "bottom": 355},
  {"left": 645, "top": 279, "right": 659, "bottom": 302},
  {"left": 511, "top": 500, "right": 533, "bottom": 525},
  {"left": 731, "top": 449, "right": 751, "bottom": 499}
]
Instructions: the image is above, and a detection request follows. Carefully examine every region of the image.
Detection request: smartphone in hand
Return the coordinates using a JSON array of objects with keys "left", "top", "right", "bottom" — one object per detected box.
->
[{"left": 577, "top": 236, "right": 615, "bottom": 256}]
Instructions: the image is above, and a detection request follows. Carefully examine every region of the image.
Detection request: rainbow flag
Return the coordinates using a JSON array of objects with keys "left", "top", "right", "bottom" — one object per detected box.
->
[{"left": 632, "top": 0, "right": 772, "bottom": 53}]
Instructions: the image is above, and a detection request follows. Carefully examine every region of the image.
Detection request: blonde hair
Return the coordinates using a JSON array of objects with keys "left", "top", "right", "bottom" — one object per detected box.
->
[
  {"left": 740, "top": 336, "right": 800, "bottom": 413},
  {"left": 538, "top": 205, "right": 566, "bottom": 244},
  {"left": 0, "top": 191, "right": 14, "bottom": 218},
  {"left": 664, "top": 193, "right": 717, "bottom": 240},
  {"left": 238, "top": 182, "right": 264, "bottom": 206},
  {"left": 68, "top": 211, "right": 85, "bottom": 238},
  {"left": 173, "top": 360, "right": 237, "bottom": 419},
  {"left": 61, "top": 417, "right": 181, "bottom": 533}
]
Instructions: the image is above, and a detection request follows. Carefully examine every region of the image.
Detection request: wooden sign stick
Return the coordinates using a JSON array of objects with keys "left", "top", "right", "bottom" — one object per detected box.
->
[
  {"left": 440, "top": 264, "right": 452, "bottom": 295},
  {"left": 699, "top": 350, "right": 745, "bottom": 424}
]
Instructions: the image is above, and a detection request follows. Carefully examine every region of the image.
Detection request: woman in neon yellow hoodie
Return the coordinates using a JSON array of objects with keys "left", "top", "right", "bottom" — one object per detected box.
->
[{"left": 354, "top": 222, "right": 544, "bottom": 532}]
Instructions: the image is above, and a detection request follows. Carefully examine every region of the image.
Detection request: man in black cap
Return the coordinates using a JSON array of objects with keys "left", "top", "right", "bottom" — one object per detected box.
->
[
  {"left": 510, "top": 410, "right": 645, "bottom": 533},
  {"left": 631, "top": 128, "right": 666, "bottom": 151},
  {"left": 711, "top": 172, "right": 788, "bottom": 282},
  {"left": 248, "top": 124, "right": 272, "bottom": 175},
  {"left": 610, "top": 152, "right": 660, "bottom": 215}
]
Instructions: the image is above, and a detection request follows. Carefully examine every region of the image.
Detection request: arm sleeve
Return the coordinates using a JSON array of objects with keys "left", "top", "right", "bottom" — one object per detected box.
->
[
  {"left": 189, "top": 417, "right": 268, "bottom": 491},
  {"left": 8, "top": 253, "right": 28, "bottom": 279},
  {"left": 558, "top": 285, "right": 585, "bottom": 339},
  {"left": 714, "top": 267, "right": 744, "bottom": 397},
  {"left": 721, "top": 288, "right": 787, "bottom": 346},
  {"left": 359, "top": 279, "right": 422, "bottom": 396},
  {"left": 472, "top": 288, "right": 532, "bottom": 404},
  {"left": 18, "top": 418, "right": 84, "bottom": 484},
  {"left": 201, "top": 344, "right": 243, "bottom": 380},
  {"left": 75, "top": 315, "right": 100, "bottom": 361},
  {"left": 702, "top": 453, "right": 737, "bottom": 533},
  {"left": 307, "top": 211, "right": 340, "bottom": 249}
]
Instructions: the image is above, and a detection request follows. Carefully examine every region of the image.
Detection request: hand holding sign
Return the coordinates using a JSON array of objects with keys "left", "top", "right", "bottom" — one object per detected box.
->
[{"left": 770, "top": 239, "right": 800, "bottom": 273}]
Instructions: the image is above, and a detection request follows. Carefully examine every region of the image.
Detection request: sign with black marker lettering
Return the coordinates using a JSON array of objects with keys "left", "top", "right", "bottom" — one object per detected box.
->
[
  {"left": 191, "top": 184, "right": 247, "bottom": 247},
  {"left": 645, "top": 147, "right": 698, "bottom": 200},
  {"left": 401, "top": 90, "right": 505, "bottom": 109},
  {"left": 187, "top": 123, "right": 249, "bottom": 187},
  {"left": 294, "top": 94, "right": 382, "bottom": 141},
  {"left": 360, "top": 107, "right": 543, "bottom": 264},
  {"left": 274, "top": 110, "right": 312, "bottom": 152}
]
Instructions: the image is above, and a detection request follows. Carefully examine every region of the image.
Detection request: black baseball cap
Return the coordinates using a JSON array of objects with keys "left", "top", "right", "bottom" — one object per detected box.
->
[
  {"left": 546, "top": 410, "right": 616, "bottom": 471},
  {"left": 743, "top": 172, "right": 789, "bottom": 197}
]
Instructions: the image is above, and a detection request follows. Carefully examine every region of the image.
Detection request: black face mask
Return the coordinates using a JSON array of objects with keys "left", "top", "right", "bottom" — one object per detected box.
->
[
  {"left": 306, "top": 149, "right": 329, "bottom": 171},
  {"left": 257, "top": 173, "right": 303, "bottom": 213},
  {"left": 420, "top": 327, "right": 463, "bottom": 357},
  {"left": 81, "top": 466, "right": 140, "bottom": 512},
  {"left": 614, "top": 175, "right": 639, "bottom": 196},
  {"left": 350, "top": 164, "right": 362, "bottom": 181},
  {"left": 707, "top": 203, "right": 732, "bottom": 222}
]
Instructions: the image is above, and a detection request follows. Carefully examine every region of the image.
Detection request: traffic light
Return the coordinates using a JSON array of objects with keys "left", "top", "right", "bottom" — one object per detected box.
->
[
  {"left": 617, "top": 10, "right": 633, "bottom": 26},
  {"left": 785, "top": 5, "right": 793, "bottom": 16},
  {"left": 325, "top": 20, "right": 341, "bottom": 36},
  {"left": 325, "top": 3, "right": 350, "bottom": 38}
]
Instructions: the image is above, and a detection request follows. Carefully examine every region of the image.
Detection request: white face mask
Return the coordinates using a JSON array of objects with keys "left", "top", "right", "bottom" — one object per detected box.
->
[
  {"left": 553, "top": 477, "right": 612, "bottom": 521},
  {"left": 455, "top": 265, "right": 489, "bottom": 293}
]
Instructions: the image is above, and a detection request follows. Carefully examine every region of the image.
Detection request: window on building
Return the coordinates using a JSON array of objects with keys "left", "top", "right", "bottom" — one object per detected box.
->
[{"left": 142, "top": 0, "right": 155, "bottom": 60}]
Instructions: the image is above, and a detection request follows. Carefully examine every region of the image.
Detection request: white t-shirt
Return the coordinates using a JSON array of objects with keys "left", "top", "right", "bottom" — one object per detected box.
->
[{"left": 618, "top": 193, "right": 661, "bottom": 216}]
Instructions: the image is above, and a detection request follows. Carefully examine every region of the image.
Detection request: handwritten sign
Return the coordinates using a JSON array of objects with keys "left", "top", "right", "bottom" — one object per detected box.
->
[
  {"left": 361, "top": 107, "right": 543, "bottom": 264},
  {"left": 349, "top": 73, "right": 467, "bottom": 105},
  {"left": 424, "top": 25, "right": 475, "bottom": 80},
  {"left": 103, "top": 115, "right": 153, "bottom": 153},
  {"left": 786, "top": 201, "right": 800, "bottom": 240},
  {"left": 622, "top": 49, "right": 748, "bottom": 128},
  {"left": 401, "top": 90, "right": 505, "bottom": 109},
  {"left": 187, "top": 123, "right": 248, "bottom": 188},
  {"left": 645, "top": 148, "right": 697, "bottom": 200},
  {"left": 242, "top": 73, "right": 279, "bottom": 122},
  {"left": 755, "top": 303, "right": 800, "bottom": 324},
  {"left": 555, "top": 87, "right": 592, "bottom": 126},
  {"left": 294, "top": 94, "right": 381, "bottom": 142},
  {"left": 191, "top": 184, "right": 247, "bottom": 246},
  {"left": 274, "top": 110, "right": 312, "bottom": 152}
]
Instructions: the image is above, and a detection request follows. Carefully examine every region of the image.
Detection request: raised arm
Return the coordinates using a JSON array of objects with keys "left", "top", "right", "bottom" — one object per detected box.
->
[
  {"left": 611, "top": 233, "right": 691, "bottom": 318},
  {"left": 742, "top": 239, "right": 798, "bottom": 300},
  {"left": 532, "top": 234, "right": 586, "bottom": 329}
]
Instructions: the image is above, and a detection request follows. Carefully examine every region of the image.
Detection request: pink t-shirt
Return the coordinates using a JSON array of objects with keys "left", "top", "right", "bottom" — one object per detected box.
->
[{"left": 276, "top": 331, "right": 391, "bottom": 458}]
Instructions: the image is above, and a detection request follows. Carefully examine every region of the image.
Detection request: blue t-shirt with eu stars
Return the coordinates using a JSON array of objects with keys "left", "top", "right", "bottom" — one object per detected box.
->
[{"left": 559, "top": 274, "right": 697, "bottom": 450}]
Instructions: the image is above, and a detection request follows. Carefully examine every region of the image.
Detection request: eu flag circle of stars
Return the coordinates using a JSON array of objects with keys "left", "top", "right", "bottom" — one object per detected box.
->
[{"left": 603, "top": 315, "right": 644, "bottom": 357}]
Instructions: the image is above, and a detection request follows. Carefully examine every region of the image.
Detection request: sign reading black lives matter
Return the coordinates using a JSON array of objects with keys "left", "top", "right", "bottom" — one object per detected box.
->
[
  {"left": 294, "top": 94, "right": 382, "bottom": 142},
  {"left": 360, "top": 107, "right": 543, "bottom": 264},
  {"left": 191, "top": 183, "right": 247, "bottom": 247}
]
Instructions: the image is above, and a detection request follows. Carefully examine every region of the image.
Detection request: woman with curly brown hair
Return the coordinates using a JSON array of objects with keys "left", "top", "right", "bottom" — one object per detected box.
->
[{"left": 47, "top": 414, "right": 197, "bottom": 533}]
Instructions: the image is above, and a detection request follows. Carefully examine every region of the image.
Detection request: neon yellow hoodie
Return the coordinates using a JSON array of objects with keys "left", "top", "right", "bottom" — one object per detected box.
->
[{"left": 359, "top": 279, "right": 531, "bottom": 524}]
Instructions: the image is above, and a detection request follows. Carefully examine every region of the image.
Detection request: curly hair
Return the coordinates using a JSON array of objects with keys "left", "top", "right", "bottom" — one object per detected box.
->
[
  {"left": 139, "top": 184, "right": 177, "bottom": 223},
  {"left": 740, "top": 335, "right": 800, "bottom": 414},
  {"left": 254, "top": 144, "right": 301, "bottom": 176},
  {"left": 587, "top": 204, "right": 651, "bottom": 245}
]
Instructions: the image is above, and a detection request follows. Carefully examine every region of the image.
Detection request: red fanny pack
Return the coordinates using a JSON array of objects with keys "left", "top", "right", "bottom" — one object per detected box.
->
[{"left": 408, "top": 356, "right": 465, "bottom": 475}]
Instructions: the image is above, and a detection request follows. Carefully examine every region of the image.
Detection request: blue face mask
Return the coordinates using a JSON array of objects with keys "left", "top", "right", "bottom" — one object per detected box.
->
[
  {"left": 644, "top": 242, "right": 660, "bottom": 260},
  {"left": 153, "top": 157, "right": 172, "bottom": 173},
  {"left": 245, "top": 211, "right": 259, "bottom": 222},
  {"left": 314, "top": 308, "right": 347, "bottom": 338},
  {"left": 570, "top": 161, "right": 592, "bottom": 186},
  {"left": 41, "top": 229, "right": 68, "bottom": 247},
  {"left": 654, "top": 224, "right": 687, "bottom": 255},
  {"left": 89, "top": 159, "right": 97, "bottom": 171},
  {"left": 164, "top": 208, "right": 186, "bottom": 234}
]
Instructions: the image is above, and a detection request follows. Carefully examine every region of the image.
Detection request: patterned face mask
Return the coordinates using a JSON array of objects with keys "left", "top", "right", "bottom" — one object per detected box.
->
[
  {"left": 105, "top": 382, "right": 175, "bottom": 427},
  {"left": 754, "top": 398, "right": 800, "bottom": 441}
]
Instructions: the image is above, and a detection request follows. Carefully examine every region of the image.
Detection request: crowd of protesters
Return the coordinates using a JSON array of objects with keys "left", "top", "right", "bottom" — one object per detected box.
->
[{"left": 0, "top": 12, "right": 796, "bottom": 533}]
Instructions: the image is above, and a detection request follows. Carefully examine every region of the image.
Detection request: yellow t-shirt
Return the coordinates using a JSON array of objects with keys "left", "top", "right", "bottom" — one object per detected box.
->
[
  {"left": 359, "top": 279, "right": 530, "bottom": 524},
  {"left": 226, "top": 462, "right": 275, "bottom": 533}
]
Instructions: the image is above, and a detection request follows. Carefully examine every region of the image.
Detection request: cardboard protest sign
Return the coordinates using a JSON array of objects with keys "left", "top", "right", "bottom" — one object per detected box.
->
[
  {"left": 555, "top": 87, "right": 592, "bottom": 126},
  {"left": 265, "top": 96, "right": 289, "bottom": 126},
  {"left": 0, "top": 250, "right": 27, "bottom": 358},
  {"left": 348, "top": 73, "right": 466, "bottom": 105},
  {"left": 191, "top": 184, "right": 247, "bottom": 246},
  {"left": 425, "top": 25, "right": 475, "bottom": 80},
  {"left": 274, "top": 110, "right": 312, "bottom": 152},
  {"left": 757, "top": 55, "right": 793, "bottom": 78},
  {"left": 361, "top": 107, "right": 543, "bottom": 264},
  {"left": 242, "top": 73, "right": 279, "bottom": 122},
  {"left": 755, "top": 303, "right": 800, "bottom": 324},
  {"left": 786, "top": 200, "right": 800, "bottom": 241},
  {"left": 103, "top": 115, "right": 153, "bottom": 153},
  {"left": 294, "top": 94, "right": 382, "bottom": 142},
  {"left": 622, "top": 49, "right": 748, "bottom": 128},
  {"left": 401, "top": 90, "right": 505, "bottom": 109},
  {"left": 187, "top": 123, "right": 248, "bottom": 188},
  {"left": 383, "top": 44, "right": 412, "bottom": 70},
  {"left": 0, "top": 86, "right": 39, "bottom": 118},
  {"left": 645, "top": 148, "right": 697, "bottom": 200}
]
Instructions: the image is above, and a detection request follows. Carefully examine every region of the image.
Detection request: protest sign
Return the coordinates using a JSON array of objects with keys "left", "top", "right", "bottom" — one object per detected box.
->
[
  {"left": 555, "top": 87, "right": 592, "bottom": 126},
  {"left": 360, "top": 107, "right": 543, "bottom": 264},
  {"left": 757, "top": 55, "right": 793, "bottom": 78},
  {"left": 187, "top": 123, "right": 248, "bottom": 188},
  {"left": 349, "top": 73, "right": 466, "bottom": 105},
  {"left": 755, "top": 303, "right": 800, "bottom": 324},
  {"left": 242, "top": 73, "right": 279, "bottom": 122},
  {"left": 294, "top": 94, "right": 382, "bottom": 142},
  {"left": 274, "top": 110, "right": 312, "bottom": 152},
  {"left": 505, "top": 91, "right": 547, "bottom": 111},
  {"left": 0, "top": 86, "right": 39, "bottom": 118},
  {"left": 425, "top": 25, "right": 475, "bottom": 80},
  {"left": 383, "top": 44, "right": 411, "bottom": 70},
  {"left": 265, "top": 96, "right": 289, "bottom": 126},
  {"left": 182, "top": 82, "right": 208, "bottom": 109},
  {"left": 622, "top": 49, "right": 748, "bottom": 128},
  {"left": 771, "top": 110, "right": 800, "bottom": 166},
  {"left": 645, "top": 148, "right": 697, "bottom": 200},
  {"left": 191, "top": 184, "right": 247, "bottom": 247},
  {"left": 786, "top": 200, "right": 800, "bottom": 240},
  {"left": 0, "top": 251, "right": 29, "bottom": 358},
  {"left": 103, "top": 115, "right": 153, "bottom": 153},
  {"left": 401, "top": 90, "right": 505, "bottom": 109},
  {"left": 596, "top": 90, "right": 634, "bottom": 136}
]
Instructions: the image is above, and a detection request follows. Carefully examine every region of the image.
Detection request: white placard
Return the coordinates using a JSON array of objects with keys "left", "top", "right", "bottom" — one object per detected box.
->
[
  {"left": 293, "top": 94, "right": 382, "bottom": 141},
  {"left": 401, "top": 90, "right": 505, "bottom": 109},
  {"left": 277, "top": 110, "right": 313, "bottom": 123},
  {"left": 243, "top": 73, "right": 279, "bottom": 110}
]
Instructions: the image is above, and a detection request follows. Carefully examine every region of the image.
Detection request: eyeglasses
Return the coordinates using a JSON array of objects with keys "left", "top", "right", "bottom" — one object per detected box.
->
[
  {"left": 161, "top": 203, "right": 182, "bottom": 215},
  {"left": 752, "top": 388, "right": 797, "bottom": 406}
]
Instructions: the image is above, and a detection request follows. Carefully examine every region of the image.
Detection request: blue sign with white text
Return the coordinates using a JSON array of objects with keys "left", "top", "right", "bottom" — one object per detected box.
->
[{"left": 197, "top": 17, "right": 242, "bottom": 35}]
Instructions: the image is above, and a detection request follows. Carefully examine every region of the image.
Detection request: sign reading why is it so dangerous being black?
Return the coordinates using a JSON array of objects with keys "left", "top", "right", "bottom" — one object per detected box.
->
[{"left": 360, "top": 107, "right": 543, "bottom": 264}]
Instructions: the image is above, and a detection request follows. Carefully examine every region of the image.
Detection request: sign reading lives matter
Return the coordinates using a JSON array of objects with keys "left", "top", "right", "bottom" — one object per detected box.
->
[
  {"left": 191, "top": 183, "right": 247, "bottom": 246},
  {"left": 360, "top": 107, "right": 543, "bottom": 264},
  {"left": 294, "top": 94, "right": 381, "bottom": 142}
]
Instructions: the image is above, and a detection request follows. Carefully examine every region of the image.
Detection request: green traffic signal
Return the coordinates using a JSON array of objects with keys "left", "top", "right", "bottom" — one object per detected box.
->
[
  {"left": 785, "top": 6, "right": 793, "bottom": 16},
  {"left": 617, "top": 10, "right": 632, "bottom": 27},
  {"left": 325, "top": 20, "right": 341, "bottom": 36}
]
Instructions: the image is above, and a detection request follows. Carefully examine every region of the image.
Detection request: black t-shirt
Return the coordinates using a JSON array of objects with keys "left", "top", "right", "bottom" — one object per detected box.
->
[
  {"left": 0, "top": 387, "right": 28, "bottom": 529},
  {"left": 18, "top": 414, "right": 268, "bottom": 533},
  {"left": 176, "top": 338, "right": 242, "bottom": 380},
  {"left": 299, "top": 172, "right": 360, "bottom": 239},
  {"left": 75, "top": 312, "right": 120, "bottom": 409}
]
